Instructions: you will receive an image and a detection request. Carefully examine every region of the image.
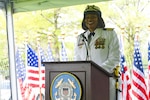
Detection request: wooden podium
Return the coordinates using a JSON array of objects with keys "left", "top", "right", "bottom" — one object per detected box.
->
[{"left": 44, "top": 61, "right": 112, "bottom": 100}]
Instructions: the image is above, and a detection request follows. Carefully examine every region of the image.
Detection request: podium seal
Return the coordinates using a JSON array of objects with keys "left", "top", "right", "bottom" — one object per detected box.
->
[{"left": 50, "top": 72, "right": 82, "bottom": 100}]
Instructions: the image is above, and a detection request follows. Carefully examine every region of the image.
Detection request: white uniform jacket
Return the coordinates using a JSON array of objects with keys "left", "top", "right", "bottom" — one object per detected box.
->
[{"left": 75, "top": 28, "right": 121, "bottom": 73}]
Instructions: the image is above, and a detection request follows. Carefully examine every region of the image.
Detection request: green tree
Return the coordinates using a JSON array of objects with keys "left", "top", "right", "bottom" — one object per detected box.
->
[
  {"left": 13, "top": 6, "right": 82, "bottom": 60},
  {"left": 99, "top": 0, "right": 150, "bottom": 68}
]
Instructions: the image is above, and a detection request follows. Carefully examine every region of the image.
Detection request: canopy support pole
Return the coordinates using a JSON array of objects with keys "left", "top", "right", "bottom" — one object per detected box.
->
[{"left": 5, "top": 1, "right": 18, "bottom": 100}]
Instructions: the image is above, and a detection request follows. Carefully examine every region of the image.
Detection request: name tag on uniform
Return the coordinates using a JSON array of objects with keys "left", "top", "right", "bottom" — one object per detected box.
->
[{"left": 78, "top": 39, "right": 84, "bottom": 48}]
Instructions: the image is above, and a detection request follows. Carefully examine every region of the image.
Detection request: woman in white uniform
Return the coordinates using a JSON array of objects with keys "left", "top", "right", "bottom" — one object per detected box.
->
[{"left": 75, "top": 5, "right": 121, "bottom": 100}]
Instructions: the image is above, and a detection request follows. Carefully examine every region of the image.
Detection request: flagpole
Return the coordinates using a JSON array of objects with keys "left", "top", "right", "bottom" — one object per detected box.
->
[
  {"left": 37, "top": 34, "right": 42, "bottom": 100},
  {"left": 24, "top": 34, "right": 29, "bottom": 100},
  {"left": 48, "top": 33, "right": 52, "bottom": 53},
  {"left": 48, "top": 33, "right": 51, "bottom": 43},
  {"left": 148, "top": 25, "right": 150, "bottom": 100},
  {"left": 120, "top": 27, "right": 124, "bottom": 100},
  {"left": 48, "top": 33, "right": 51, "bottom": 60},
  {"left": 47, "top": 33, "right": 55, "bottom": 62},
  {"left": 135, "top": 26, "right": 140, "bottom": 40},
  {"left": 120, "top": 27, "right": 125, "bottom": 52}
]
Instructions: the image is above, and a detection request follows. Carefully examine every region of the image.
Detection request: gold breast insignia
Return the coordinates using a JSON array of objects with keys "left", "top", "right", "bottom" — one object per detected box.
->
[{"left": 95, "top": 37, "right": 105, "bottom": 49}]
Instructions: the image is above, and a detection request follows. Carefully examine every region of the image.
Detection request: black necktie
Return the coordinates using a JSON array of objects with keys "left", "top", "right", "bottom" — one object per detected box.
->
[
  {"left": 90, "top": 32, "right": 95, "bottom": 36},
  {"left": 88, "top": 32, "right": 95, "bottom": 45}
]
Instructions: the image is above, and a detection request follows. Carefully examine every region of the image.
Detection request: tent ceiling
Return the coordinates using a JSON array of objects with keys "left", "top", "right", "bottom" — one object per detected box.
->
[{"left": 10, "top": 0, "right": 110, "bottom": 13}]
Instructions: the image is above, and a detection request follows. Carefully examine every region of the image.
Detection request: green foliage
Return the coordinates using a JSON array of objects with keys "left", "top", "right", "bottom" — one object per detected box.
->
[
  {"left": 100, "top": 0, "right": 150, "bottom": 68},
  {"left": 13, "top": 7, "right": 82, "bottom": 61},
  {"left": 0, "top": 58, "right": 9, "bottom": 76}
]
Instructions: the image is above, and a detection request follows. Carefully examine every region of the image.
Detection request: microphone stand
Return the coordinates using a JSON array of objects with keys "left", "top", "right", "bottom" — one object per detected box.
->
[{"left": 81, "top": 32, "right": 89, "bottom": 61}]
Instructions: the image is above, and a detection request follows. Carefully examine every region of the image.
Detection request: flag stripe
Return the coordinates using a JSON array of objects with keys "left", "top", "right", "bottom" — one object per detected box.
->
[
  {"left": 132, "top": 90, "right": 144, "bottom": 100},
  {"left": 28, "top": 84, "right": 39, "bottom": 88},
  {"left": 28, "top": 70, "right": 39, "bottom": 74},
  {"left": 132, "top": 70, "right": 147, "bottom": 89},
  {"left": 132, "top": 80, "right": 147, "bottom": 98}
]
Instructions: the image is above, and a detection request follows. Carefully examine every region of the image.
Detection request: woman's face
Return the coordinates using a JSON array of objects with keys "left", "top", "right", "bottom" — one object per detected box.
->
[{"left": 84, "top": 14, "right": 98, "bottom": 32}]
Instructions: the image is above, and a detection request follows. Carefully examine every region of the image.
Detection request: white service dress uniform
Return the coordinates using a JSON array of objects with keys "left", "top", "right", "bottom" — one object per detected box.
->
[{"left": 75, "top": 28, "right": 121, "bottom": 100}]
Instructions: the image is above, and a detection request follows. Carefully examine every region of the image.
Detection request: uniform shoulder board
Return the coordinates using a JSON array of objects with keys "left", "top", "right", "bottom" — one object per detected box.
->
[{"left": 103, "top": 28, "right": 114, "bottom": 31}]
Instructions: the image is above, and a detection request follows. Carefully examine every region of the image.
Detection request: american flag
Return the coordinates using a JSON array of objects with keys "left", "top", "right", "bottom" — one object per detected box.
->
[
  {"left": 38, "top": 46, "right": 46, "bottom": 88},
  {"left": 47, "top": 43, "right": 54, "bottom": 61},
  {"left": 16, "top": 48, "right": 35, "bottom": 100},
  {"left": 27, "top": 44, "right": 40, "bottom": 88},
  {"left": 16, "top": 48, "right": 26, "bottom": 100},
  {"left": 131, "top": 39, "right": 148, "bottom": 100},
  {"left": 148, "top": 42, "right": 150, "bottom": 99},
  {"left": 119, "top": 35, "right": 132, "bottom": 100},
  {"left": 121, "top": 55, "right": 132, "bottom": 100},
  {"left": 61, "top": 42, "right": 68, "bottom": 61}
]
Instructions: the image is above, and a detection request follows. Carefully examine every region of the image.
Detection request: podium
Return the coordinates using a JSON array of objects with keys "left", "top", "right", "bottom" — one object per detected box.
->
[{"left": 44, "top": 61, "right": 113, "bottom": 100}]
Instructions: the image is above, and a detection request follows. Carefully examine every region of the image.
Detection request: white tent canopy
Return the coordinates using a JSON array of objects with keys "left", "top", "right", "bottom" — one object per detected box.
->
[{"left": 12, "top": 0, "right": 110, "bottom": 13}]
